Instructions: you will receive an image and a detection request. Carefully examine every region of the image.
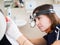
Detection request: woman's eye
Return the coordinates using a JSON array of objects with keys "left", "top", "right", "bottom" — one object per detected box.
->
[
  {"left": 37, "top": 17, "right": 40, "bottom": 20},
  {"left": 34, "top": 19, "right": 36, "bottom": 22}
]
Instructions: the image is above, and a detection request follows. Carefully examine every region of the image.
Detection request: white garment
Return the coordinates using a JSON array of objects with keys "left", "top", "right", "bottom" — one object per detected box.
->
[
  {"left": 6, "top": 16, "right": 23, "bottom": 45},
  {"left": 6, "top": 34, "right": 19, "bottom": 45},
  {"left": 0, "top": 12, "right": 6, "bottom": 40}
]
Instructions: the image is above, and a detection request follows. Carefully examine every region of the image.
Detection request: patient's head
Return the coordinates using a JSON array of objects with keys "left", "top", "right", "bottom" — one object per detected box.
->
[{"left": 0, "top": 9, "right": 6, "bottom": 40}]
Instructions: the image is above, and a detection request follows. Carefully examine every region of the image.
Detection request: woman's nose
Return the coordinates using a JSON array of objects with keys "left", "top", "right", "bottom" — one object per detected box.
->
[{"left": 36, "top": 19, "right": 40, "bottom": 26}]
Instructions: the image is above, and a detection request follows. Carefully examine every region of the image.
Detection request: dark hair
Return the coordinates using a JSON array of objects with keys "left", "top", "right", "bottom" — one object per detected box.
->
[{"left": 33, "top": 4, "right": 60, "bottom": 30}]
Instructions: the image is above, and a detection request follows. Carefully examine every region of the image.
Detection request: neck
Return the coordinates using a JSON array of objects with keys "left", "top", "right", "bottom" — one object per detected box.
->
[{"left": 45, "top": 27, "right": 52, "bottom": 33}]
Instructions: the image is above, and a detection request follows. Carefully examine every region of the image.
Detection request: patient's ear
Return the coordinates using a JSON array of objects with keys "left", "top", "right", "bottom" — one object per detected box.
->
[{"left": 52, "top": 40, "right": 60, "bottom": 45}]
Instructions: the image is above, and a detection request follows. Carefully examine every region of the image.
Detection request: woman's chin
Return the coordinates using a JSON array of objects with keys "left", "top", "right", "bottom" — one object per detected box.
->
[{"left": 40, "top": 29, "right": 45, "bottom": 32}]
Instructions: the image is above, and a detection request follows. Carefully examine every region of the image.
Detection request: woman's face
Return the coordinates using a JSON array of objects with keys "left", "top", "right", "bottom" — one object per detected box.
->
[{"left": 35, "top": 15, "right": 52, "bottom": 32}]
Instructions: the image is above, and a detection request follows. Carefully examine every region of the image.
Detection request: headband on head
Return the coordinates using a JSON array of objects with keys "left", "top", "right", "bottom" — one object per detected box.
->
[{"left": 33, "top": 9, "right": 55, "bottom": 18}]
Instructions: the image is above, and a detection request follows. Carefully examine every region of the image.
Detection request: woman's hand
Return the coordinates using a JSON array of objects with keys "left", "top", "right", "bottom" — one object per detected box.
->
[
  {"left": 52, "top": 40, "right": 60, "bottom": 45},
  {"left": 17, "top": 35, "right": 34, "bottom": 45}
]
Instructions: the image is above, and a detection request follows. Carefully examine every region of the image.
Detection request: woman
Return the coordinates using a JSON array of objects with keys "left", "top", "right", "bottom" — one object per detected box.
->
[
  {"left": 30, "top": 4, "right": 60, "bottom": 45},
  {"left": 0, "top": 9, "right": 33, "bottom": 45}
]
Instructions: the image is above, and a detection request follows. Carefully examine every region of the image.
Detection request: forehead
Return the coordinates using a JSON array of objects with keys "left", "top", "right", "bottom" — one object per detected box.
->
[{"left": 35, "top": 14, "right": 48, "bottom": 18}]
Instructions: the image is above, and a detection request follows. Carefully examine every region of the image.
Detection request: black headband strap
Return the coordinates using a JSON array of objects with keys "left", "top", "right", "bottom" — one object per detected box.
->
[{"left": 33, "top": 9, "right": 55, "bottom": 17}]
